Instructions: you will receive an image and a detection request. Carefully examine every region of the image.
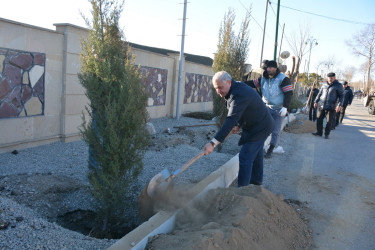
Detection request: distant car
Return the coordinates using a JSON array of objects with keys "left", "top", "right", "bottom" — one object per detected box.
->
[{"left": 364, "top": 93, "right": 375, "bottom": 115}]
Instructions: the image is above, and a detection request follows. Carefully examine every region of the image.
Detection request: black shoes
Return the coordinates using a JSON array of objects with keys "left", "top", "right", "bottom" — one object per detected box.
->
[
  {"left": 265, "top": 144, "right": 275, "bottom": 159},
  {"left": 265, "top": 151, "right": 272, "bottom": 158},
  {"left": 312, "top": 132, "right": 329, "bottom": 139}
]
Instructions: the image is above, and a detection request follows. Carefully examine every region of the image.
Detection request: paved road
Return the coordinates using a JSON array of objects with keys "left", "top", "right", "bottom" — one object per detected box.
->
[{"left": 265, "top": 98, "right": 375, "bottom": 250}]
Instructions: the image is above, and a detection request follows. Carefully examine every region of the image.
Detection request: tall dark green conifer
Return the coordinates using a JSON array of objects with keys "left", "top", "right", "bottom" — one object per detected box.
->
[
  {"left": 79, "top": 0, "right": 149, "bottom": 236},
  {"left": 212, "top": 8, "right": 250, "bottom": 151}
]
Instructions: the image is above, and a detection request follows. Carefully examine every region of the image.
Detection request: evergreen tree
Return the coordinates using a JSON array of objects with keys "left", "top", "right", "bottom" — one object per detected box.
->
[
  {"left": 79, "top": 0, "right": 149, "bottom": 236},
  {"left": 212, "top": 8, "right": 250, "bottom": 150}
]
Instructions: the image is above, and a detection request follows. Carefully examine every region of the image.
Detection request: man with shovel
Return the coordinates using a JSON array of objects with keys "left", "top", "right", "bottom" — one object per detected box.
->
[{"left": 203, "top": 71, "right": 274, "bottom": 187}]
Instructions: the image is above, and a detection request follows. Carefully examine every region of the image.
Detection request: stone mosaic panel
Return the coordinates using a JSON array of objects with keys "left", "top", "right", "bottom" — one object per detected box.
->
[
  {"left": 0, "top": 48, "right": 46, "bottom": 119},
  {"left": 140, "top": 66, "right": 167, "bottom": 106},
  {"left": 184, "top": 73, "right": 213, "bottom": 103}
]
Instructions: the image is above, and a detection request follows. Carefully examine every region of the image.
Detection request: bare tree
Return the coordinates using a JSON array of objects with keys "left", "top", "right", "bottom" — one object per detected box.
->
[
  {"left": 346, "top": 23, "right": 375, "bottom": 93},
  {"left": 344, "top": 66, "right": 356, "bottom": 82},
  {"left": 320, "top": 56, "right": 336, "bottom": 78},
  {"left": 285, "top": 23, "right": 310, "bottom": 86}
]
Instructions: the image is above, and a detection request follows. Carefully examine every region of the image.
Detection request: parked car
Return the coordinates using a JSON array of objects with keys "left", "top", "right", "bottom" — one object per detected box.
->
[{"left": 364, "top": 93, "right": 375, "bottom": 115}]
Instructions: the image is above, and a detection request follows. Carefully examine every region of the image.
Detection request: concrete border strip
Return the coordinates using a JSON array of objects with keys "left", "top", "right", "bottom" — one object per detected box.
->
[{"left": 108, "top": 113, "right": 296, "bottom": 250}]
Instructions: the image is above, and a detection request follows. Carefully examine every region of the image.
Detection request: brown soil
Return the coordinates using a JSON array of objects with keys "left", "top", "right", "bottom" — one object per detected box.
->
[
  {"left": 284, "top": 118, "right": 316, "bottom": 134},
  {"left": 146, "top": 185, "right": 312, "bottom": 249}
]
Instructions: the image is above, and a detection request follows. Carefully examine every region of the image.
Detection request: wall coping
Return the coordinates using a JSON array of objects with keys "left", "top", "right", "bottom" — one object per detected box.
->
[{"left": 0, "top": 17, "right": 58, "bottom": 34}]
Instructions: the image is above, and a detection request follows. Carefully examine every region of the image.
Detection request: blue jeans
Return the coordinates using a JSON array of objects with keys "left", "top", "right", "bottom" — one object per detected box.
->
[
  {"left": 269, "top": 108, "right": 283, "bottom": 146},
  {"left": 238, "top": 138, "right": 266, "bottom": 187}
]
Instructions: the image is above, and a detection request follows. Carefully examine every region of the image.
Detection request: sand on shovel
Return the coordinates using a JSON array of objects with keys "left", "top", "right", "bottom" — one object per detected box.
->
[
  {"left": 145, "top": 185, "right": 312, "bottom": 250},
  {"left": 284, "top": 118, "right": 316, "bottom": 134}
]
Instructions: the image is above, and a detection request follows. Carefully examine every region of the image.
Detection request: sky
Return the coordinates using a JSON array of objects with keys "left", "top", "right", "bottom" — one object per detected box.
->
[{"left": 1, "top": 0, "right": 374, "bottom": 81}]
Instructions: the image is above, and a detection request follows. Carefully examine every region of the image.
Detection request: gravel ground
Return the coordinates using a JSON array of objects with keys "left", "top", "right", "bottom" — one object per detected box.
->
[
  {"left": 0, "top": 116, "right": 244, "bottom": 249},
  {"left": 0, "top": 115, "right": 295, "bottom": 249}
]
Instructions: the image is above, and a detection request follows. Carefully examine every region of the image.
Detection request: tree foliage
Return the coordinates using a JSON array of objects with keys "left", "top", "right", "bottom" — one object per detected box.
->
[
  {"left": 212, "top": 8, "right": 250, "bottom": 149},
  {"left": 79, "top": 0, "right": 149, "bottom": 237}
]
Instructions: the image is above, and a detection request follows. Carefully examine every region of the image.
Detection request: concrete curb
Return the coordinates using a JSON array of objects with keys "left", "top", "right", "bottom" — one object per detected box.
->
[{"left": 108, "top": 113, "right": 296, "bottom": 250}]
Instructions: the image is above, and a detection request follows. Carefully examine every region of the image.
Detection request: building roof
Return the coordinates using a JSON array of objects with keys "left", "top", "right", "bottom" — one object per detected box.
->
[{"left": 128, "top": 42, "right": 213, "bottom": 67}]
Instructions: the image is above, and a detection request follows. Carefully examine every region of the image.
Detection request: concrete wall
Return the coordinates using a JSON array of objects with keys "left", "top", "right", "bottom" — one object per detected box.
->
[
  {"left": 0, "top": 18, "right": 64, "bottom": 151},
  {"left": 0, "top": 18, "right": 214, "bottom": 152}
]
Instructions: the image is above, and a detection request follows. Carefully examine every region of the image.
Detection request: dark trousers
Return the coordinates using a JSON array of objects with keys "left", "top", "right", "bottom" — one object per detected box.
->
[
  {"left": 308, "top": 104, "right": 317, "bottom": 121},
  {"left": 316, "top": 109, "right": 335, "bottom": 136},
  {"left": 334, "top": 105, "right": 348, "bottom": 126},
  {"left": 238, "top": 138, "right": 266, "bottom": 187},
  {"left": 339, "top": 105, "right": 348, "bottom": 123}
]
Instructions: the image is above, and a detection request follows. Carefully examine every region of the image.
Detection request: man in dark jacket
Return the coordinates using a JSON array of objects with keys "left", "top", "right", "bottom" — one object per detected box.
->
[
  {"left": 244, "top": 60, "right": 293, "bottom": 158},
  {"left": 203, "top": 71, "right": 274, "bottom": 187},
  {"left": 312, "top": 72, "right": 344, "bottom": 139},
  {"left": 307, "top": 84, "right": 319, "bottom": 121},
  {"left": 335, "top": 81, "right": 353, "bottom": 126}
]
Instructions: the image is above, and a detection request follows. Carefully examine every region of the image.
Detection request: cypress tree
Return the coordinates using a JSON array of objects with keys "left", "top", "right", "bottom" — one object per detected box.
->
[
  {"left": 212, "top": 8, "right": 250, "bottom": 150},
  {"left": 79, "top": 0, "right": 149, "bottom": 237}
]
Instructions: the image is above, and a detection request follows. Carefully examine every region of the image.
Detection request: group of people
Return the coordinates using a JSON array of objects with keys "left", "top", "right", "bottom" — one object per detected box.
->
[
  {"left": 310, "top": 73, "right": 353, "bottom": 139},
  {"left": 202, "top": 60, "right": 293, "bottom": 187},
  {"left": 201, "top": 62, "right": 354, "bottom": 188}
]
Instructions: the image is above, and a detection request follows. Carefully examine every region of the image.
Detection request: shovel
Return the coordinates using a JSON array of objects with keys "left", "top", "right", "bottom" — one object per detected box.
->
[{"left": 146, "top": 151, "right": 205, "bottom": 197}]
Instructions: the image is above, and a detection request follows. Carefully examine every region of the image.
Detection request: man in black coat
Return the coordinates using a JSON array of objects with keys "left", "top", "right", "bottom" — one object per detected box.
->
[
  {"left": 203, "top": 71, "right": 274, "bottom": 187},
  {"left": 312, "top": 72, "right": 344, "bottom": 139},
  {"left": 307, "top": 85, "right": 319, "bottom": 121},
  {"left": 335, "top": 81, "right": 353, "bottom": 126}
]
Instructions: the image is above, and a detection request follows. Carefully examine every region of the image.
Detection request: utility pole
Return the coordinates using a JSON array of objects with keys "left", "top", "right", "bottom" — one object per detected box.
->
[
  {"left": 260, "top": 0, "right": 269, "bottom": 67},
  {"left": 306, "top": 36, "right": 318, "bottom": 82},
  {"left": 273, "top": 0, "right": 280, "bottom": 61},
  {"left": 278, "top": 23, "right": 285, "bottom": 59},
  {"left": 176, "top": 0, "right": 187, "bottom": 119}
]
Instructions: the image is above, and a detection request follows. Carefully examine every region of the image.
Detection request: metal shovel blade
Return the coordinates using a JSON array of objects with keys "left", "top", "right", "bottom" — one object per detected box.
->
[{"left": 147, "top": 168, "right": 171, "bottom": 197}]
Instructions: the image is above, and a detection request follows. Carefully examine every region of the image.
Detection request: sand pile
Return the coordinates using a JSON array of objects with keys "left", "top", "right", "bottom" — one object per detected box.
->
[
  {"left": 146, "top": 185, "right": 312, "bottom": 249},
  {"left": 284, "top": 118, "right": 316, "bottom": 134}
]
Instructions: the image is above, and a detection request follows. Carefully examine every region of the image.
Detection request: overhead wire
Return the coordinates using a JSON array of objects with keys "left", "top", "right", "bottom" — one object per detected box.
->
[
  {"left": 238, "top": 0, "right": 273, "bottom": 40},
  {"left": 269, "top": 1, "right": 372, "bottom": 26}
]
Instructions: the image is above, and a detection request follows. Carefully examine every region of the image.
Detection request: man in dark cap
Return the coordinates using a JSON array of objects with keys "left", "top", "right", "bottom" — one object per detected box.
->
[
  {"left": 334, "top": 81, "right": 353, "bottom": 127},
  {"left": 312, "top": 72, "right": 344, "bottom": 139},
  {"left": 245, "top": 60, "right": 293, "bottom": 158}
]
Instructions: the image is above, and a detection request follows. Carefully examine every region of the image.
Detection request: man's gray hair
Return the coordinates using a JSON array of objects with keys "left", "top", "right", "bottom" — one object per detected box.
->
[{"left": 212, "top": 71, "right": 232, "bottom": 84}]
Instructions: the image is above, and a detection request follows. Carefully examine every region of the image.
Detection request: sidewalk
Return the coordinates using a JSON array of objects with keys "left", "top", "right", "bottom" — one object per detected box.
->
[{"left": 264, "top": 98, "right": 375, "bottom": 249}]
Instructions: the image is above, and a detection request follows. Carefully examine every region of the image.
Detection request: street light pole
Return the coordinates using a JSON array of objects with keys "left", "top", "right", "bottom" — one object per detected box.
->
[
  {"left": 260, "top": 0, "right": 269, "bottom": 67},
  {"left": 305, "top": 37, "right": 318, "bottom": 83}
]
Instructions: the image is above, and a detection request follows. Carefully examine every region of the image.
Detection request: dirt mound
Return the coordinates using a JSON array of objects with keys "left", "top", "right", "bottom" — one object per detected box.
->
[
  {"left": 284, "top": 118, "right": 316, "bottom": 134},
  {"left": 146, "top": 185, "right": 312, "bottom": 249}
]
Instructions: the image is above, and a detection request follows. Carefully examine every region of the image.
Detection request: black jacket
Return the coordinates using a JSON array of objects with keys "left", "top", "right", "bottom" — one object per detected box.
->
[
  {"left": 314, "top": 80, "right": 344, "bottom": 110},
  {"left": 307, "top": 88, "right": 319, "bottom": 107},
  {"left": 214, "top": 81, "right": 274, "bottom": 145},
  {"left": 343, "top": 86, "right": 354, "bottom": 106}
]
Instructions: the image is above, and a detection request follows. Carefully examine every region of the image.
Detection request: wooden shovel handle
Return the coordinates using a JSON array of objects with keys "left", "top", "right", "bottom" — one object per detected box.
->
[{"left": 169, "top": 152, "right": 205, "bottom": 180}]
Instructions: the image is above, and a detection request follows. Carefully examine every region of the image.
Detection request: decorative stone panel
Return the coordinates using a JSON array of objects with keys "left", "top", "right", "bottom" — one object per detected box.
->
[
  {"left": 0, "top": 47, "right": 46, "bottom": 119},
  {"left": 184, "top": 73, "right": 213, "bottom": 103},
  {"left": 140, "top": 66, "right": 167, "bottom": 106}
]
